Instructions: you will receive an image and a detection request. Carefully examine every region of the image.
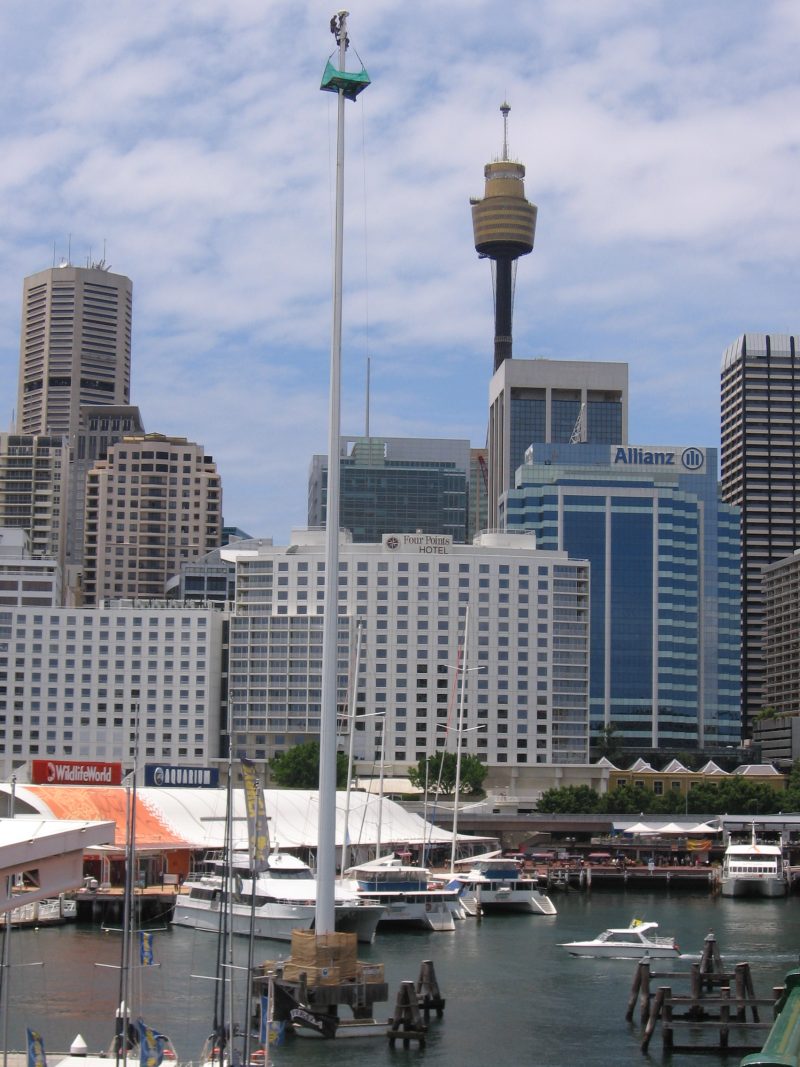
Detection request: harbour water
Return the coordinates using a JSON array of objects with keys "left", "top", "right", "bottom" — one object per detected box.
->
[{"left": 5, "top": 889, "right": 800, "bottom": 1067}]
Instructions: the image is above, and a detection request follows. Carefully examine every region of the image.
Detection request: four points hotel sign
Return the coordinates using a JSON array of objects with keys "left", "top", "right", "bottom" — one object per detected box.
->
[{"left": 383, "top": 533, "right": 453, "bottom": 554}]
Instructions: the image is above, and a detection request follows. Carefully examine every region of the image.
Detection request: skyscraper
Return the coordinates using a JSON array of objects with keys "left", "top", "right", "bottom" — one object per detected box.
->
[
  {"left": 506, "top": 442, "right": 741, "bottom": 754},
  {"left": 308, "top": 437, "right": 471, "bottom": 543},
  {"left": 471, "top": 103, "right": 537, "bottom": 372},
  {"left": 488, "top": 358, "right": 628, "bottom": 529},
  {"left": 0, "top": 433, "right": 69, "bottom": 567},
  {"left": 721, "top": 333, "right": 800, "bottom": 729},
  {"left": 82, "top": 433, "right": 222, "bottom": 605},
  {"left": 16, "top": 263, "right": 132, "bottom": 439}
]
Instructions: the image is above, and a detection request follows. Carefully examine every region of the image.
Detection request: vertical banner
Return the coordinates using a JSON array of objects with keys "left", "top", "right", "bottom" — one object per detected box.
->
[
  {"left": 139, "top": 930, "right": 155, "bottom": 966},
  {"left": 26, "top": 1029, "right": 47, "bottom": 1067},
  {"left": 240, "top": 756, "right": 270, "bottom": 871},
  {"left": 137, "top": 1019, "right": 165, "bottom": 1067}
]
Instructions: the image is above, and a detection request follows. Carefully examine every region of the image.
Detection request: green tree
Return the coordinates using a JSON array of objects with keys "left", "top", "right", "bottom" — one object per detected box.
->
[
  {"left": 536, "top": 785, "right": 601, "bottom": 814},
  {"left": 408, "top": 751, "right": 487, "bottom": 796},
  {"left": 269, "top": 741, "right": 349, "bottom": 789}
]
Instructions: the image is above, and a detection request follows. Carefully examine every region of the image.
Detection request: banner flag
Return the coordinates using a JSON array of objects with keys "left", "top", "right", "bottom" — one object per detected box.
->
[
  {"left": 26, "top": 1029, "right": 47, "bottom": 1067},
  {"left": 240, "top": 756, "right": 270, "bottom": 871},
  {"left": 137, "top": 1019, "right": 165, "bottom": 1067},
  {"left": 139, "top": 930, "right": 155, "bottom": 966}
]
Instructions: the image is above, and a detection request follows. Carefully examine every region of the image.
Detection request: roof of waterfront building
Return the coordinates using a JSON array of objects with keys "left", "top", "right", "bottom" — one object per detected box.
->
[{"left": 2, "top": 785, "right": 485, "bottom": 852}]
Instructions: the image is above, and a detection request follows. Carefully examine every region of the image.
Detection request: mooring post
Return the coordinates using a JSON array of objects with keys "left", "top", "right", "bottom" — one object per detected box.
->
[
  {"left": 639, "top": 957, "right": 652, "bottom": 1024},
  {"left": 387, "top": 981, "right": 426, "bottom": 1049},
  {"left": 641, "top": 987, "right": 665, "bottom": 1052},
  {"left": 719, "top": 986, "right": 730, "bottom": 1050},
  {"left": 416, "top": 959, "right": 445, "bottom": 1022},
  {"left": 663, "top": 988, "right": 674, "bottom": 1052},
  {"left": 626, "top": 961, "right": 642, "bottom": 1022}
]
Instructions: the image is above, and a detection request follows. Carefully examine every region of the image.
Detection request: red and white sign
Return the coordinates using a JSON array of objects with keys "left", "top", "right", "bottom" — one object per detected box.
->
[{"left": 31, "top": 759, "right": 123, "bottom": 786}]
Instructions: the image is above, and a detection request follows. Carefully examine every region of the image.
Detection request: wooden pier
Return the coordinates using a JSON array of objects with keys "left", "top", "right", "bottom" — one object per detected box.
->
[{"left": 626, "top": 932, "right": 781, "bottom": 1054}]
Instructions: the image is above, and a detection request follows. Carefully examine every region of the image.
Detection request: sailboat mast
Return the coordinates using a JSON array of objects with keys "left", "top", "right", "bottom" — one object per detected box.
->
[
  {"left": 317, "top": 8, "right": 353, "bottom": 935},
  {"left": 450, "top": 607, "right": 470, "bottom": 874}
]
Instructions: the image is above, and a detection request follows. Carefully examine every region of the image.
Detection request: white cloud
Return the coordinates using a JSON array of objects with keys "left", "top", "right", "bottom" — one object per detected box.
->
[{"left": 0, "top": 1, "right": 798, "bottom": 541}]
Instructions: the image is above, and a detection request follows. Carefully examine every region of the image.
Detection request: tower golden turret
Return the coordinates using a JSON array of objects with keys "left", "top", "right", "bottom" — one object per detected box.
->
[{"left": 471, "top": 103, "right": 537, "bottom": 371}]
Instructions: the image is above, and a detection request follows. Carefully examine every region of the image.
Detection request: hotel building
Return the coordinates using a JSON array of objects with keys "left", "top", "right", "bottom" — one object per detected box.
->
[{"left": 223, "top": 529, "right": 590, "bottom": 770}]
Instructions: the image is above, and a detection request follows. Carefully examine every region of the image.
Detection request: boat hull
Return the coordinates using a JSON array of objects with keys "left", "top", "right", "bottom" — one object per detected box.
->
[
  {"left": 172, "top": 896, "right": 383, "bottom": 943},
  {"left": 564, "top": 943, "right": 680, "bottom": 959},
  {"left": 720, "top": 877, "right": 786, "bottom": 898}
]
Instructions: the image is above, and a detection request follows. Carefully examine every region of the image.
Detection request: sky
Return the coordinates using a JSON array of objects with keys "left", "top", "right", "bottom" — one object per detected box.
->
[{"left": 1, "top": 0, "right": 798, "bottom": 543}]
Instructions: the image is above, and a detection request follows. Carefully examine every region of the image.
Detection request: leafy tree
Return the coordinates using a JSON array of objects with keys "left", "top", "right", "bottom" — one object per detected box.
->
[
  {"left": 408, "top": 751, "right": 487, "bottom": 796},
  {"left": 537, "top": 785, "right": 601, "bottom": 814},
  {"left": 269, "top": 741, "right": 349, "bottom": 789}
]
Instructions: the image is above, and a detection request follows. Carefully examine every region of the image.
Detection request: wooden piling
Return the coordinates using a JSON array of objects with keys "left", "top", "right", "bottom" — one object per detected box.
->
[
  {"left": 387, "top": 981, "right": 427, "bottom": 1048},
  {"left": 415, "top": 959, "right": 446, "bottom": 1021}
]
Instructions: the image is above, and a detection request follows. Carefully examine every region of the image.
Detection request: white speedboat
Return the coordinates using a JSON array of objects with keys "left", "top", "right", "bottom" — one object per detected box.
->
[
  {"left": 346, "top": 857, "right": 459, "bottom": 932},
  {"left": 560, "top": 919, "right": 680, "bottom": 958},
  {"left": 172, "top": 851, "right": 384, "bottom": 943},
  {"left": 721, "top": 827, "right": 787, "bottom": 898},
  {"left": 444, "top": 853, "right": 557, "bottom": 915}
]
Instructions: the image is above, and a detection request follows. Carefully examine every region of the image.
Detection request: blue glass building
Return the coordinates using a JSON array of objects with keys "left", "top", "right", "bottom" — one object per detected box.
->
[{"left": 503, "top": 443, "right": 741, "bottom": 753}]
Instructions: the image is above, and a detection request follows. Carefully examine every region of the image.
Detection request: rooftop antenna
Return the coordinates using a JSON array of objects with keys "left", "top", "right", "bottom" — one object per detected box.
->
[
  {"left": 365, "top": 355, "right": 370, "bottom": 438},
  {"left": 67, "top": 233, "right": 72, "bottom": 266},
  {"left": 52, "top": 241, "right": 56, "bottom": 268},
  {"left": 501, "top": 100, "right": 510, "bottom": 161}
]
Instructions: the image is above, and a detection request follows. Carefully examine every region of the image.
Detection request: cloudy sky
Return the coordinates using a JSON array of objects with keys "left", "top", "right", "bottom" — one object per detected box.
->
[{"left": 1, "top": 1, "right": 798, "bottom": 542}]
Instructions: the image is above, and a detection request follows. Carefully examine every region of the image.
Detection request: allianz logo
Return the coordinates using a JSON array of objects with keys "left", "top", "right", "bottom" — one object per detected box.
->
[{"left": 614, "top": 447, "right": 704, "bottom": 471}]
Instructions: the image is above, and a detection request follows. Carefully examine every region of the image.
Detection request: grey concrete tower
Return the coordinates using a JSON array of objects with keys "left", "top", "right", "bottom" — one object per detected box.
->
[
  {"left": 471, "top": 103, "right": 537, "bottom": 372},
  {"left": 16, "top": 263, "right": 132, "bottom": 440}
]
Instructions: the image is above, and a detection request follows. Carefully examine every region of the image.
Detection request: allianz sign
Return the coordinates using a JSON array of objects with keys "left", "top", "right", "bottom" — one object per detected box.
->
[{"left": 613, "top": 446, "right": 705, "bottom": 471}]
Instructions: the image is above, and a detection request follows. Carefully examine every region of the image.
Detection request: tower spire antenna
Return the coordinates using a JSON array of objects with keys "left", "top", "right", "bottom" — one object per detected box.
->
[{"left": 500, "top": 100, "right": 511, "bottom": 161}]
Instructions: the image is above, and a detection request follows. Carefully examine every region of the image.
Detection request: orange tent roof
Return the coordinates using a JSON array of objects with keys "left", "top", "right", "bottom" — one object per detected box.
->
[{"left": 21, "top": 786, "right": 188, "bottom": 849}]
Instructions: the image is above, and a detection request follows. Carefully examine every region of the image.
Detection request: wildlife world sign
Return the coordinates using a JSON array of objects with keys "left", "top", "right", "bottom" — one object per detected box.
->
[{"left": 31, "top": 759, "right": 123, "bottom": 785}]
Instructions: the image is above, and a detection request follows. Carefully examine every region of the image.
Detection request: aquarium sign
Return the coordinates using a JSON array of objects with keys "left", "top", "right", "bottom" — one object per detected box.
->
[{"left": 144, "top": 764, "right": 219, "bottom": 788}]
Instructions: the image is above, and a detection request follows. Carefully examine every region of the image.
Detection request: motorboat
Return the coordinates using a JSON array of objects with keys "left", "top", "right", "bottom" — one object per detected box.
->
[
  {"left": 721, "top": 826, "right": 787, "bottom": 898},
  {"left": 443, "top": 853, "right": 557, "bottom": 915},
  {"left": 560, "top": 919, "right": 680, "bottom": 958},
  {"left": 346, "top": 857, "right": 459, "bottom": 931},
  {"left": 172, "top": 850, "right": 385, "bottom": 943}
]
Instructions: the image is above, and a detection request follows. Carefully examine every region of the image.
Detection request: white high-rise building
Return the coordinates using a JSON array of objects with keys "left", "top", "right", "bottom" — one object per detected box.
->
[
  {"left": 0, "top": 602, "right": 225, "bottom": 779},
  {"left": 223, "top": 529, "right": 590, "bottom": 770}
]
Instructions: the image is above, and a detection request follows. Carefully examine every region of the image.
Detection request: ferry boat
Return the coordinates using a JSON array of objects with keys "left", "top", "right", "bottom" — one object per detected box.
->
[
  {"left": 346, "top": 857, "right": 459, "bottom": 931},
  {"left": 560, "top": 919, "right": 680, "bottom": 958},
  {"left": 721, "top": 827, "right": 787, "bottom": 898},
  {"left": 444, "top": 853, "right": 557, "bottom": 915},
  {"left": 172, "top": 850, "right": 385, "bottom": 943}
]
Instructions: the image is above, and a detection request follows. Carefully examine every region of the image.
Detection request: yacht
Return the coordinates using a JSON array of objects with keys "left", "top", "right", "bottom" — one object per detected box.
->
[
  {"left": 172, "top": 851, "right": 385, "bottom": 943},
  {"left": 721, "top": 827, "right": 787, "bottom": 898},
  {"left": 346, "top": 857, "right": 459, "bottom": 931},
  {"left": 443, "top": 853, "right": 557, "bottom": 915},
  {"left": 560, "top": 919, "right": 680, "bottom": 958}
]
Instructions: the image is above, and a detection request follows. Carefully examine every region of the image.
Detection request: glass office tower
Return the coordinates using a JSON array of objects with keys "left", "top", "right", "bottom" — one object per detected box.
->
[{"left": 504, "top": 443, "right": 741, "bottom": 754}]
